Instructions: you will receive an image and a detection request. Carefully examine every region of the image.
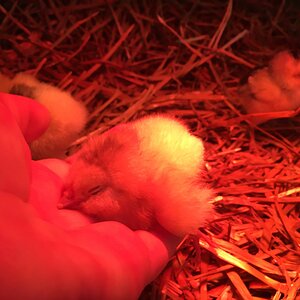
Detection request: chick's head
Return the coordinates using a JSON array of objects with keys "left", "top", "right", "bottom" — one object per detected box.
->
[
  {"left": 60, "top": 126, "right": 146, "bottom": 204},
  {"left": 60, "top": 161, "right": 108, "bottom": 209},
  {"left": 60, "top": 136, "right": 155, "bottom": 229}
]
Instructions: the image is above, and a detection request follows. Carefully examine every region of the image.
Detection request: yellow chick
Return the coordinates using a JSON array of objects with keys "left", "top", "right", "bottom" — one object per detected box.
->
[
  {"left": 238, "top": 51, "right": 300, "bottom": 124},
  {"left": 9, "top": 73, "right": 87, "bottom": 159},
  {"left": 59, "top": 115, "right": 213, "bottom": 237}
]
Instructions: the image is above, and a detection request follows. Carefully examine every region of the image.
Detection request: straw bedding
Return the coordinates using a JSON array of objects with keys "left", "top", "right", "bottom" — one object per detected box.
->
[{"left": 1, "top": 0, "right": 300, "bottom": 298}]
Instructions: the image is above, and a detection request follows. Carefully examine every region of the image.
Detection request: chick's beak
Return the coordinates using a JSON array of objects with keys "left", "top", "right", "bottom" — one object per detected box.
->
[{"left": 58, "top": 188, "right": 79, "bottom": 209}]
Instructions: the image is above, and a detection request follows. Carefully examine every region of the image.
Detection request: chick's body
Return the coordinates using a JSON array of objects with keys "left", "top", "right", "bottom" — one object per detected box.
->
[
  {"left": 239, "top": 50, "right": 300, "bottom": 124},
  {"left": 61, "top": 115, "right": 213, "bottom": 237},
  {"left": 242, "top": 68, "right": 292, "bottom": 113},
  {"left": 9, "top": 73, "right": 87, "bottom": 159},
  {"left": 29, "top": 83, "right": 87, "bottom": 159}
]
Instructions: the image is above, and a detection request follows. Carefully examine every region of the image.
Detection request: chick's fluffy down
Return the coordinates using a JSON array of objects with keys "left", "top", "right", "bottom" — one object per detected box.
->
[
  {"left": 245, "top": 68, "right": 292, "bottom": 113},
  {"left": 10, "top": 73, "right": 87, "bottom": 159},
  {"left": 11, "top": 72, "right": 40, "bottom": 88},
  {"left": 63, "top": 115, "right": 213, "bottom": 237},
  {"left": 239, "top": 50, "right": 300, "bottom": 123},
  {"left": 30, "top": 83, "right": 87, "bottom": 159},
  {"left": 270, "top": 50, "right": 300, "bottom": 91},
  {"left": 130, "top": 116, "right": 213, "bottom": 236}
]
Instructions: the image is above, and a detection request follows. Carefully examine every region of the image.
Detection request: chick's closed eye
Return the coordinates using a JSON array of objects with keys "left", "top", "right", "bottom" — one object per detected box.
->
[
  {"left": 60, "top": 183, "right": 106, "bottom": 209},
  {"left": 87, "top": 185, "right": 106, "bottom": 196}
]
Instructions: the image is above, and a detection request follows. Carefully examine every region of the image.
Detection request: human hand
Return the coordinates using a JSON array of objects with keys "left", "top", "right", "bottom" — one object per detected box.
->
[{"left": 0, "top": 92, "right": 180, "bottom": 300}]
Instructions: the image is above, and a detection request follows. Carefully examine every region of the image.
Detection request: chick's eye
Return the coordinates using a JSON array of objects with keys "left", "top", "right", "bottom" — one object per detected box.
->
[{"left": 88, "top": 185, "right": 105, "bottom": 196}]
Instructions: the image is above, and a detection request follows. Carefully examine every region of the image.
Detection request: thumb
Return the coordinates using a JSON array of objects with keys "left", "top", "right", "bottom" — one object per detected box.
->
[
  {"left": 0, "top": 93, "right": 50, "bottom": 201},
  {"left": 0, "top": 92, "right": 50, "bottom": 143}
]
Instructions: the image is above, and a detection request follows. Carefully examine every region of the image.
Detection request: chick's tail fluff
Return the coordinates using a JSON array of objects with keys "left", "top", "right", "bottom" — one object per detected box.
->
[{"left": 154, "top": 185, "right": 214, "bottom": 237}]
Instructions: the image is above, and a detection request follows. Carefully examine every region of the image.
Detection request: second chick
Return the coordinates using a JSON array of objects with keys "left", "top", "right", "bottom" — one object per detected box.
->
[{"left": 9, "top": 73, "right": 87, "bottom": 159}]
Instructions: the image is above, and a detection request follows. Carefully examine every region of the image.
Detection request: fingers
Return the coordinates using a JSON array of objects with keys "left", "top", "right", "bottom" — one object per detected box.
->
[
  {"left": 68, "top": 221, "right": 180, "bottom": 298},
  {"left": 37, "top": 159, "right": 70, "bottom": 181},
  {"left": 0, "top": 92, "right": 50, "bottom": 143},
  {"left": 0, "top": 101, "right": 30, "bottom": 200},
  {"left": 135, "top": 226, "right": 181, "bottom": 281},
  {"left": 68, "top": 222, "right": 152, "bottom": 298},
  {"left": 0, "top": 93, "right": 50, "bottom": 201}
]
